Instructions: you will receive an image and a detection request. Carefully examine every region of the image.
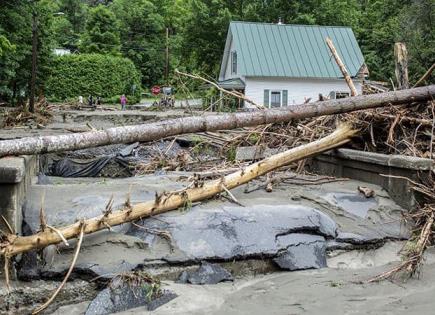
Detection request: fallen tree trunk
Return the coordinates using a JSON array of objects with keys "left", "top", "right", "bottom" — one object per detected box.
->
[
  {"left": 0, "top": 86, "right": 434, "bottom": 157},
  {"left": 1, "top": 124, "right": 357, "bottom": 257},
  {"left": 326, "top": 37, "right": 359, "bottom": 96}
]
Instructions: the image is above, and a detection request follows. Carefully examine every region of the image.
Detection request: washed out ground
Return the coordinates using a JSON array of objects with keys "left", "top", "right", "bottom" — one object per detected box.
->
[{"left": 0, "top": 106, "right": 433, "bottom": 314}]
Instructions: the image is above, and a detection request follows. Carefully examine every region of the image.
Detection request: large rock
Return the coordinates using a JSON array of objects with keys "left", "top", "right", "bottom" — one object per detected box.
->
[
  {"left": 129, "top": 205, "right": 337, "bottom": 265},
  {"left": 273, "top": 234, "right": 327, "bottom": 270},
  {"left": 178, "top": 262, "right": 233, "bottom": 285},
  {"left": 85, "top": 277, "right": 177, "bottom": 314}
]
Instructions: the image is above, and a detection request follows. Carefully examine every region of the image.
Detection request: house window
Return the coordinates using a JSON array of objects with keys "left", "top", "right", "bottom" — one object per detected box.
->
[
  {"left": 270, "top": 91, "right": 281, "bottom": 107},
  {"left": 231, "top": 51, "right": 237, "bottom": 74}
]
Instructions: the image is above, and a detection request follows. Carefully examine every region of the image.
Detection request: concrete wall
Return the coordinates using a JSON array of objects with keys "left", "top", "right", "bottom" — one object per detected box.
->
[
  {"left": 244, "top": 77, "right": 362, "bottom": 107},
  {"left": 308, "top": 149, "right": 434, "bottom": 210},
  {"left": 0, "top": 156, "right": 37, "bottom": 235}
]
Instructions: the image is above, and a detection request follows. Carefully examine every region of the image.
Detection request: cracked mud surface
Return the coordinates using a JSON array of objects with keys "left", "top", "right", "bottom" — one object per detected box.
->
[
  {"left": 20, "top": 174, "right": 409, "bottom": 279},
  {"left": 5, "top": 172, "right": 415, "bottom": 314}
]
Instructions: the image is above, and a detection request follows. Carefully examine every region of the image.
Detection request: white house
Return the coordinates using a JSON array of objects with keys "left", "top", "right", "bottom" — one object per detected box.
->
[
  {"left": 218, "top": 21, "right": 368, "bottom": 108},
  {"left": 53, "top": 48, "right": 71, "bottom": 56}
]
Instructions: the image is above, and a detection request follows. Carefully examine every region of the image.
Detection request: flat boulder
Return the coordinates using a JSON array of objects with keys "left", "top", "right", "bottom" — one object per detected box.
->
[
  {"left": 129, "top": 205, "right": 337, "bottom": 267},
  {"left": 273, "top": 234, "right": 327, "bottom": 270},
  {"left": 85, "top": 276, "right": 177, "bottom": 315},
  {"left": 178, "top": 262, "right": 233, "bottom": 285}
]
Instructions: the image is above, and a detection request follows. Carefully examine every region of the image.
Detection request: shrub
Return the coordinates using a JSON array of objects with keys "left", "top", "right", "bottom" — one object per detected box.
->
[{"left": 46, "top": 53, "right": 141, "bottom": 103}]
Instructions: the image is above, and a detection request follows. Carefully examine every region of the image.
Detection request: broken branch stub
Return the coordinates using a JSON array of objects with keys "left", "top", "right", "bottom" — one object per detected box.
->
[
  {"left": 394, "top": 42, "right": 409, "bottom": 90},
  {"left": 1, "top": 124, "right": 357, "bottom": 257},
  {"left": 0, "top": 86, "right": 434, "bottom": 157}
]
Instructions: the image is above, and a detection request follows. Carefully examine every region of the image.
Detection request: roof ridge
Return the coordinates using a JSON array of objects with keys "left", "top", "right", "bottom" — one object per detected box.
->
[{"left": 230, "top": 20, "right": 353, "bottom": 29}]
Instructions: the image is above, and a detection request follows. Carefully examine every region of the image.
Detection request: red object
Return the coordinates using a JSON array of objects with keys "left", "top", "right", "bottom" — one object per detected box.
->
[{"left": 151, "top": 86, "right": 161, "bottom": 95}]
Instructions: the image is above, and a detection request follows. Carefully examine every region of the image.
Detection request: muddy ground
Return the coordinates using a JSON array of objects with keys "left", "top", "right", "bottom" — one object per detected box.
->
[
  {"left": 0, "top": 107, "right": 207, "bottom": 140},
  {"left": 1, "top": 107, "right": 434, "bottom": 314}
]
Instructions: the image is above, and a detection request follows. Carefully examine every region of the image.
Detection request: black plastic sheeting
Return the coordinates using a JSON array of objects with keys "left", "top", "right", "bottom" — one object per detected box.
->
[
  {"left": 51, "top": 156, "right": 131, "bottom": 177},
  {"left": 42, "top": 142, "right": 138, "bottom": 178}
]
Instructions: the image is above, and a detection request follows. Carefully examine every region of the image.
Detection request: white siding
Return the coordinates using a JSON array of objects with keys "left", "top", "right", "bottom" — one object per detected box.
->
[
  {"left": 244, "top": 77, "right": 362, "bottom": 108},
  {"left": 222, "top": 37, "right": 238, "bottom": 81}
]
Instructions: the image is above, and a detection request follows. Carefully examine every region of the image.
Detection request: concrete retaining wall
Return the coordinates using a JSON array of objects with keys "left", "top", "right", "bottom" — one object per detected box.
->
[
  {"left": 308, "top": 149, "right": 434, "bottom": 209},
  {"left": 0, "top": 155, "right": 37, "bottom": 235}
]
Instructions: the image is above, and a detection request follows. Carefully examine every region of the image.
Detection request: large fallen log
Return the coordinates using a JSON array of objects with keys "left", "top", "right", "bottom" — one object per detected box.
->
[
  {"left": 0, "top": 124, "right": 357, "bottom": 257},
  {"left": 0, "top": 86, "right": 434, "bottom": 157}
]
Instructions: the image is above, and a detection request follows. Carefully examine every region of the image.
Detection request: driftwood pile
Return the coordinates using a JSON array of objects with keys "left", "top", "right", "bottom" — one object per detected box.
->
[{"left": 1, "top": 97, "right": 53, "bottom": 128}]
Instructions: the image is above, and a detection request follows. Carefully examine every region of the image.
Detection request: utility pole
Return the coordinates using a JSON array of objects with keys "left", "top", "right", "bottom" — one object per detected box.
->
[
  {"left": 29, "top": 9, "right": 38, "bottom": 113},
  {"left": 165, "top": 27, "right": 169, "bottom": 85}
]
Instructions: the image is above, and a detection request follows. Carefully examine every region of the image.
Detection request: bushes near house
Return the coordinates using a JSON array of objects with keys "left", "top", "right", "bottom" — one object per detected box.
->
[{"left": 46, "top": 54, "right": 141, "bottom": 104}]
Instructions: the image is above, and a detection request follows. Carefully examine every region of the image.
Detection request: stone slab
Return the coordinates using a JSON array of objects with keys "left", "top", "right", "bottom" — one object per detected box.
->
[
  {"left": 309, "top": 150, "right": 432, "bottom": 209},
  {"left": 0, "top": 156, "right": 26, "bottom": 183},
  {"left": 328, "top": 148, "right": 434, "bottom": 171},
  {"left": 85, "top": 278, "right": 177, "bottom": 315},
  {"left": 178, "top": 262, "right": 233, "bottom": 285}
]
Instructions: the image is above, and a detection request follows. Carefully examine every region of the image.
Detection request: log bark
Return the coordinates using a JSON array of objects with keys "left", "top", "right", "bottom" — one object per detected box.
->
[
  {"left": 394, "top": 42, "right": 409, "bottom": 90},
  {"left": 0, "top": 86, "right": 434, "bottom": 158},
  {"left": 0, "top": 124, "right": 357, "bottom": 257},
  {"left": 325, "top": 37, "right": 358, "bottom": 96}
]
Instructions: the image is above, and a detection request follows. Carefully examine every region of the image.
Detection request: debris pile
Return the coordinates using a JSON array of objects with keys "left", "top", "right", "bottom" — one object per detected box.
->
[
  {"left": 0, "top": 85, "right": 434, "bottom": 313},
  {"left": 1, "top": 98, "right": 53, "bottom": 128}
]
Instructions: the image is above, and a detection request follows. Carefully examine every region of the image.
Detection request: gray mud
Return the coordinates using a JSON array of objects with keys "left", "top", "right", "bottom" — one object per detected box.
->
[
  {"left": 4, "top": 172, "right": 414, "bottom": 314},
  {"left": 19, "top": 174, "right": 409, "bottom": 280},
  {"left": 49, "top": 247, "right": 435, "bottom": 315}
]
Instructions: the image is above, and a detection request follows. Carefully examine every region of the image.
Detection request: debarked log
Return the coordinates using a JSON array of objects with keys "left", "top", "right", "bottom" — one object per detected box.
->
[
  {"left": 1, "top": 124, "right": 357, "bottom": 257},
  {"left": 0, "top": 86, "right": 434, "bottom": 157}
]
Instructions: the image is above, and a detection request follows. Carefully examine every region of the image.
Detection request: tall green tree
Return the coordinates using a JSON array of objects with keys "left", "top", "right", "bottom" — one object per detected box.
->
[
  {"left": 111, "top": 0, "right": 165, "bottom": 86},
  {"left": 52, "top": 15, "right": 75, "bottom": 49},
  {"left": 53, "top": 0, "right": 87, "bottom": 49},
  {"left": 0, "top": 0, "right": 56, "bottom": 104},
  {"left": 80, "top": 5, "right": 121, "bottom": 55},
  {"left": 398, "top": 0, "right": 435, "bottom": 83},
  {"left": 0, "top": 35, "right": 14, "bottom": 58},
  {"left": 181, "top": 0, "right": 232, "bottom": 75},
  {"left": 58, "top": 0, "right": 87, "bottom": 34}
]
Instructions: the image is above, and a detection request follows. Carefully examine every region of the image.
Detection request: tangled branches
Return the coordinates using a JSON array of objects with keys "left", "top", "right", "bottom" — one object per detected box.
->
[{"left": 2, "top": 97, "right": 53, "bottom": 128}]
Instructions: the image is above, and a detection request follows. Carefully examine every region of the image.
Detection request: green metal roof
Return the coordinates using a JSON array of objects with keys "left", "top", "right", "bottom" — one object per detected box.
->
[{"left": 226, "top": 21, "right": 365, "bottom": 79}]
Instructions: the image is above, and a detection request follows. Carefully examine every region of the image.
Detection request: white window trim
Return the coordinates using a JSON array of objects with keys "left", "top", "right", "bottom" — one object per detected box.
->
[{"left": 269, "top": 90, "right": 283, "bottom": 108}]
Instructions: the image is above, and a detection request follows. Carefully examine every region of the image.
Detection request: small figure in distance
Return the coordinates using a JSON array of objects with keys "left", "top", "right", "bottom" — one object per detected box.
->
[
  {"left": 96, "top": 96, "right": 101, "bottom": 106},
  {"left": 88, "top": 95, "right": 93, "bottom": 107},
  {"left": 120, "top": 94, "right": 127, "bottom": 111},
  {"left": 78, "top": 95, "right": 83, "bottom": 106}
]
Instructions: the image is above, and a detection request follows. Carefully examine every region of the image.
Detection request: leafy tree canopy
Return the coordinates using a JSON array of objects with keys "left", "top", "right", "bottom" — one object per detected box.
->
[
  {"left": 80, "top": 5, "right": 121, "bottom": 55},
  {"left": 0, "top": 0, "right": 434, "bottom": 104}
]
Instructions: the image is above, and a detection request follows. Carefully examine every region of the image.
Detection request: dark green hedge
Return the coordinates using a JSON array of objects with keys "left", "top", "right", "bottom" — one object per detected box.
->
[{"left": 46, "top": 53, "right": 141, "bottom": 103}]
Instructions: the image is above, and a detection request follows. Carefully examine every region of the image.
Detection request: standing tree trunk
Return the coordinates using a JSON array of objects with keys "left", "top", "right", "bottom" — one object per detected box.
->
[
  {"left": 326, "top": 37, "right": 358, "bottom": 96},
  {"left": 29, "top": 10, "right": 38, "bottom": 113},
  {"left": 394, "top": 42, "right": 409, "bottom": 90},
  {"left": 0, "top": 86, "right": 434, "bottom": 158}
]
